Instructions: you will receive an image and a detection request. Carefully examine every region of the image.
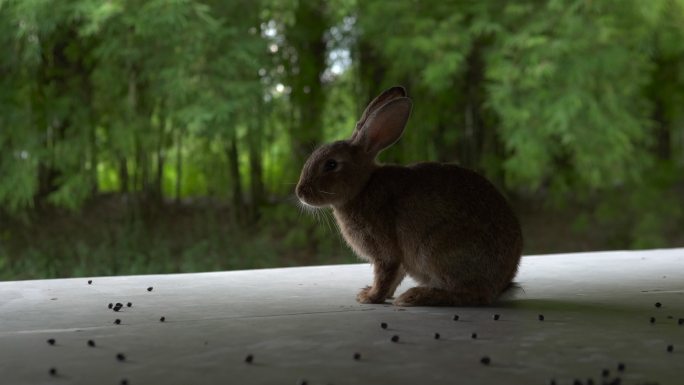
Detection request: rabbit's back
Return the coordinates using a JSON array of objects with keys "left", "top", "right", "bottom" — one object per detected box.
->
[{"left": 372, "top": 163, "right": 519, "bottom": 231}]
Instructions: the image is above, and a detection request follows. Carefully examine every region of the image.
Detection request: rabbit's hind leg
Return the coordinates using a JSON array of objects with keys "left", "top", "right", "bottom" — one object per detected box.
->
[{"left": 393, "top": 286, "right": 495, "bottom": 307}]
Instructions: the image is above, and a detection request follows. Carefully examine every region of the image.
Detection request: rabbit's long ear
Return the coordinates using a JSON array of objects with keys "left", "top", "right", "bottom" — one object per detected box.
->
[
  {"left": 351, "top": 86, "right": 406, "bottom": 140},
  {"left": 352, "top": 97, "right": 412, "bottom": 156}
]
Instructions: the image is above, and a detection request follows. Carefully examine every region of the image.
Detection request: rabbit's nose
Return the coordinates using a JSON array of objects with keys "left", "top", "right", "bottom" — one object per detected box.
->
[
  {"left": 295, "top": 183, "right": 308, "bottom": 198},
  {"left": 295, "top": 184, "right": 315, "bottom": 206},
  {"left": 297, "top": 183, "right": 316, "bottom": 199}
]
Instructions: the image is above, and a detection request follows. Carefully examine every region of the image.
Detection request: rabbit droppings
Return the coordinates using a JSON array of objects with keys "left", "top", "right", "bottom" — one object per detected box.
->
[{"left": 295, "top": 86, "right": 523, "bottom": 306}]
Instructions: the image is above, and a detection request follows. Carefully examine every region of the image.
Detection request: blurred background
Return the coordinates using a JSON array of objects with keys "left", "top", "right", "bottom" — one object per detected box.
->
[{"left": 1, "top": 0, "right": 683, "bottom": 280}]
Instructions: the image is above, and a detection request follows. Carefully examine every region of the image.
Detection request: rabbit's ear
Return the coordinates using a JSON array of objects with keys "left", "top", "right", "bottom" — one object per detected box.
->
[
  {"left": 353, "top": 97, "right": 412, "bottom": 156},
  {"left": 351, "top": 86, "right": 406, "bottom": 140}
]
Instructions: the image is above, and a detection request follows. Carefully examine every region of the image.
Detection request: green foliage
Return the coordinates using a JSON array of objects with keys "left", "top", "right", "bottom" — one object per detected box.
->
[
  {"left": 1, "top": 0, "right": 683, "bottom": 279},
  {"left": 0, "top": 201, "right": 356, "bottom": 280},
  {"left": 488, "top": 1, "right": 654, "bottom": 190}
]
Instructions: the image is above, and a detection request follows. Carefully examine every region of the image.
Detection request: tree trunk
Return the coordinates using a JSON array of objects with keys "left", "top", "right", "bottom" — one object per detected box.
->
[
  {"left": 357, "top": 40, "right": 387, "bottom": 114},
  {"left": 461, "top": 38, "right": 486, "bottom": 171},
  {"left": 118, "top": 156, "right": 129, "bottom": 193},
  {"left": 33, "top": 24, "right": 83, "bottom": 204},
  {"left": 89, "top": 114, "right": 99, "bottom": 196},
  {"left": 651, "top": 56, "right": 673, "bottom": 161},
  {"left": 155, "top": 147, "right": 164, "bottom": 200},
  {"left": 135, "top": 139, "right": 149, "bottom": 194},
  {"left": 153, "top": 101, "right": 166, "bottom": 201},
  {"left": 286, "top": 0, "right": 329, "bottom": 166},
  {"left": 248, "top": 97, "right": 265, "bottom": 221},
  {"left": 641, "top": 39, "right": 678, "bottom": 167},
  {"left": 226, "top": 128, "right": 244, "bottom": 221},
  {"left": 175, "top": 126, "right": 183, "bottom": 204}
]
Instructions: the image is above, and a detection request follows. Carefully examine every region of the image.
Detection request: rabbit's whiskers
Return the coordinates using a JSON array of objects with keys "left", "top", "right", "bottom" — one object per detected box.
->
[
  {"left": 293, "top": 193, "right": 337, "bottom": 235},
  {"left": 318, "top": 190, "right": 335, "bottom": 195}
]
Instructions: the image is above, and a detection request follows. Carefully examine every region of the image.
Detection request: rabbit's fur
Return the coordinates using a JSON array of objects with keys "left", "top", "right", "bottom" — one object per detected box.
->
[{"left": 296, "top": 86, "right": 523, "bottom": 306}]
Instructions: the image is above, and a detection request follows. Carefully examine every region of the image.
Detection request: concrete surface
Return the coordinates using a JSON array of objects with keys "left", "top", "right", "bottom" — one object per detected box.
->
[{"left": 1, "top": 248, "right": 683, "bottom": 385}]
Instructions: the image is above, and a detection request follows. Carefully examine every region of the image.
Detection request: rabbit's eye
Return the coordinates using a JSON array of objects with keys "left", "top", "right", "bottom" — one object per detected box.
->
[{"left": 323, "top": 159, "right": 338, "bottom": 172}]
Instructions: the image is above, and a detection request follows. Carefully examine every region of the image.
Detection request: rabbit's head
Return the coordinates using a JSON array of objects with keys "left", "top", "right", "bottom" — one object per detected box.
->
[{"left": 296, "top": 86, "right": 412, "bottom": 208}]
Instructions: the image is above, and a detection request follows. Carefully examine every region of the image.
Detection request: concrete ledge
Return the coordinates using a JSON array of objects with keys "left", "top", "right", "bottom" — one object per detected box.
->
[{"left": 1, "top": 248, "right": 683, "bottom": 384}]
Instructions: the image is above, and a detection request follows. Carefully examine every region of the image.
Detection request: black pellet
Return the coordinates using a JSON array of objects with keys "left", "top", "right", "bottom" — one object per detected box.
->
[
  {"left": 573, "top": 380, "right": 582, "bottom": 385},
  {"left": 113, "top": 305, "right": 122, "bottom": 312},
  {"left": 538, "top": 314, "right": 545, "bottom": 321},
  {"left": 453, "top": 315, "right": 459, "bottom": 321},
  {"left": 655, "top": 302, "right": 662, "bottom": 308},
  {"left": 245, "top": 354, "right": 253, "bottom": 363},
  {"left": 587, "top": 378, "right": 595, "bottom": 385},
  {"left": 480, "top": 356, "right": 490, "bottom": 365},
  {"left": 391, "top": 335, "right": 399, "bottom": 343},
  {"left": 602, "top": 369, "right": 610, "bottom": 377},
  {"left": 667, "top": 344, "right": 674, "bottom": 352},
  {"left": 493, "top": 314, "right": 500, "bottom": 321},
  {"left": 434, "top": 332, "right": 440, "bottom": 340},
  {"left": 114, "top": 319, "right": 121, "bottom": 325},
  {"left": 678, "top": 318, "right": 683, "bottom": 325},
  {"left": 353, "top": 352, "right": 361, "bottom": 360},
  {"left": 650, "top": 316, "right": 656, "bottom": 323},
  {"left": 47, "top": 338, "right": 55, "bottom": 345},
  {"left": 147, "top": 287, "right": 153, "bottom": 292},
  {"left": 88, "top": 280, "right": 92, "bottom": 285},
  {"left": 380, "top": 322, "right": 387, "bottom": 329},
  {"left": 49, "top": 367, "right": 57, "bottom": 376},
  {"left": 127, "top": 302, "right": 132, "bottom": 307},
  {"left": 108, "top": 303, "right": 113, "bottom": 309},
  {"left": 87, "top": 340, "right": 95, "bottom": 347},
  {"left": 160, "top": 316, "right": 166, "bottom": 322},
  {"left": 298, "top": 380, "right": 308, "bottom": 385},
  {"left": 550, "top": 380, "right": 557, "bottom": 385},
  {"left": 116, "top": 353, "right": 126, "bottom": 361},
  {"left": 471, "top": 333, "right": 478, "bottom": 339},
  {"left": 120, "top": 380, "right": 128, "bottom": 385},
  {"left": 617, "top": 362, "right": 625, "bottom": 372}
]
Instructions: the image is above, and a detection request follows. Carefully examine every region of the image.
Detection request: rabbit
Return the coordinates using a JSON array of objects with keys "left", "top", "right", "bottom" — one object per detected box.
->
[{"left": 295, "top": 86, "right": 523, "bottom": 306}]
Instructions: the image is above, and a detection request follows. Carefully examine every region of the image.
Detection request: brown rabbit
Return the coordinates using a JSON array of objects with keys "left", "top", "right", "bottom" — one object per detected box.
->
[{"left": 295, "top": 86, "right": 523, "bottom": 306}]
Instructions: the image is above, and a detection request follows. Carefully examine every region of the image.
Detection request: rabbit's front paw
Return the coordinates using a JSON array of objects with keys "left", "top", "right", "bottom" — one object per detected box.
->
[{"left": 356, "top": 286, "right": 386, "bottom": 304}]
